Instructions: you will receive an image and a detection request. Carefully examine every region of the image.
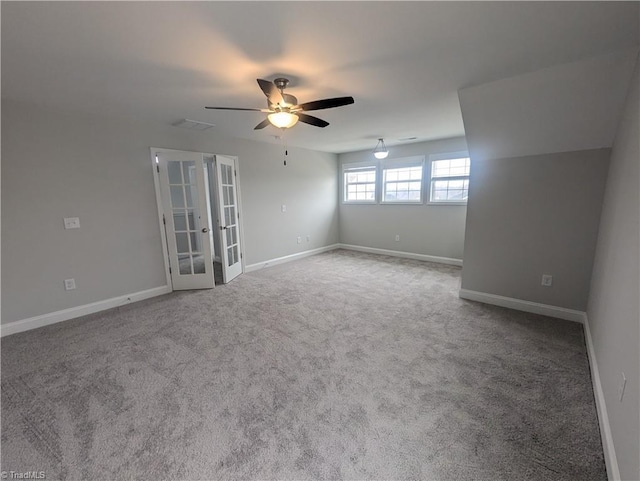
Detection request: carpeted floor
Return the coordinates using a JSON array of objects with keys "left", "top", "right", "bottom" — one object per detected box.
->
[{"left": 1, "top": 249, "right": 605, "bottom": 480}]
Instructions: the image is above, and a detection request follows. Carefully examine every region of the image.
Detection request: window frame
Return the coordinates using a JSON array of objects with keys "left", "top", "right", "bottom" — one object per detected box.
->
[
  {"left": 427, "top": 151, "right": 470, "bottom": 206},
  {"left": 380, "top": 156, "right": 425, "bottom": 205},
  {"left": 342, "top": 162, "right": 378, "bottom": 204}
]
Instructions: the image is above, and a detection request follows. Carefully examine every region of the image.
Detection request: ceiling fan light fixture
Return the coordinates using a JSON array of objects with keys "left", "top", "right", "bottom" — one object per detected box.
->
[
  {"left": 206, "top": 78, "right": 353, "bottom": 131},
  {"left": 268, "top": 111, "right": 299, "bottom": 129},
  {"left": 373, "top": 138, "right": 389, "bottom": 159}
]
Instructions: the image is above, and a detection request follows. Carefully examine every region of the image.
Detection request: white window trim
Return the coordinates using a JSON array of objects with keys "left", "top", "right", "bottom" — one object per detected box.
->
[
  {"left": 342, "top": 162, "right": 378, "bottom": 204},
  {"left": 380, "top": 156, "right": 425, "bottom": 205},
  {"left": 427, "top": 151, "right": 470, "bottom": 206}
]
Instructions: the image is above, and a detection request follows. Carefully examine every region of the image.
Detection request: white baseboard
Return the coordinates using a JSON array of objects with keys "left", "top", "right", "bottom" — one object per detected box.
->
[
  {"left": 583, "top": 315, "right": 620, "bottom": 481},
  {"left": 245, "top": 244, "right": 341, "bottom": 273},
  {"left": 458, "top": 288, "right": 585, "bottom": 323},
  {"left": 338, "top": 244, "right": 463, "bottom": 267},
  {"left": 0, "top": 286, "right": 172, "bottom": 338}
]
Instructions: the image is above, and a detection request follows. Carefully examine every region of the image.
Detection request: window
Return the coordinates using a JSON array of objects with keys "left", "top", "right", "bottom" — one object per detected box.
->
[
  {"left": 382, "top": 160, "right": 424, "bottom": 203},
  {"left": 429, "top": 155, "right": 470, "bottom": 203},
  {"left": 343, "top": 165, "right": 376, "bottom": 202}
]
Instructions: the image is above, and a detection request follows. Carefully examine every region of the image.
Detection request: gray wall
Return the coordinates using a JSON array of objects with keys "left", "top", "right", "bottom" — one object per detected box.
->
[
  {"left": 461, "top": 149, "right": 610, "bottom": 311},
  {"left": 587, "top": 56, "right": 639, "bottom": 481},
  {"left": 338, "top": 137, "right": 468, "bottom": 260},
  {"left": 2, "top": 99, "right": 339, "bottom": 323}
]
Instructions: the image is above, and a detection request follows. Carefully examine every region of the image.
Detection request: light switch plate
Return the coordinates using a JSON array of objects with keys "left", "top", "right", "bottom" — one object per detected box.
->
[
  {"left": 64, "top": 278, "right": 76, "bottom": 290},
  {"left": 64, "top": 217, "right": 80, "bottom": 229}
]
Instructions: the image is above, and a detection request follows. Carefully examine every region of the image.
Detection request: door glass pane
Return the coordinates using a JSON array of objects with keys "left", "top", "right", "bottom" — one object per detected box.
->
[
  {"left": 175, "top": 233, "right": 189, "bottom": 253},
  {"left": 223, "top": 186, "right": 230, "bottom": 206},
  {"left": 225, "top": 207, "right": 231, "bottom": 226},
  {"left": 187, "top": 210, "right": 196, "bottom": 230},
  {"left": 226, "top": 228, "right": 232, "bottom": 245},
  {"left": 193, "top": 254, "right": 205, "bottom": 274},
  {"left": 229, "top": 206, "right": 235, "bottom": 224},
  {"left": 231, "top": 227, "right": 237, "bottom": 245},
  {"left": 170, "top": 186, "right": 185, "bottom": 208},
  {"left": 168, "top": 162, "right": 183, "bottom": 184},
  {"left": 190, "top": 232, "right": 201, "bottom": 253},
  {"left": 185, "top": 186, "right": 196, "bottom": 208},
  {"left": 227, "top": 246, "right": 234, "bottom": 266},
  {"left": 182, "top": 161, "right": 196, "bottom": 184},
  {"left": 173, "top": 212, "right": 187, "bottom": 231},
  {"left": 178, "top": 254, "right": 192, "bottom": 275}
]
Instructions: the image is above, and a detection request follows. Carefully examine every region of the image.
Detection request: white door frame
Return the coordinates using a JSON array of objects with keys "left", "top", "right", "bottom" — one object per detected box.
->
[{"left": 150, "top": 147, "right": 247, "bottom": 289}]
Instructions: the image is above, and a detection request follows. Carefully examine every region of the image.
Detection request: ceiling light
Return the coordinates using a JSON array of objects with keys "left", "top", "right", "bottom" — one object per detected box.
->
[
  {"left": 373, "top": 138, "right": 389, "bottom": 159},
  {"left": 268, "top": 112, "right": 299, "bottom": 129}
]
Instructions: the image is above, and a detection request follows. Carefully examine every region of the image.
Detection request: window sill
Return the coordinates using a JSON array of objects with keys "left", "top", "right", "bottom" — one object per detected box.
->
[
  {"left": 427, "top": 201, "right": 467, "bottom": 206},
  {"left": 342, "top": 201, "right": 377, "bottom": 205},
  {"left": 380, "top": 201, "right": 424, "bottom": 205}
]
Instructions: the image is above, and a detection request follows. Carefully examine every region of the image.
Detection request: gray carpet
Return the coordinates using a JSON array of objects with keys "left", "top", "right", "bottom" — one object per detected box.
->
[{"left": 1, "top": 249, "right": 605, "bottom": 480}]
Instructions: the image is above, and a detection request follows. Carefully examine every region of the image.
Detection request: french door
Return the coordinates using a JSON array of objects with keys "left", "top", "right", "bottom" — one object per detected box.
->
[
  {"left": 215, "top": 155, "right": 243, "bottom": 283},
  {"left": 157, "top": 150, "right": 215, "bottom": 290}
]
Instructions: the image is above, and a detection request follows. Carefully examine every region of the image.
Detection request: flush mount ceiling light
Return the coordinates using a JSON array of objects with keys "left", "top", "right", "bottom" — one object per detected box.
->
[{"left": 373, "top": 138, "right": 389, "bottom": 159}]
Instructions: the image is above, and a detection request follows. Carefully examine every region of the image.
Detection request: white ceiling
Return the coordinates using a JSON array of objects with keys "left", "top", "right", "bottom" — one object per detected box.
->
[
  {"left": 459, "top": 49, "right": 639, "bottom": 162},
  {"left": 2, "top": 1, "right": 638, "bottom": 153}
]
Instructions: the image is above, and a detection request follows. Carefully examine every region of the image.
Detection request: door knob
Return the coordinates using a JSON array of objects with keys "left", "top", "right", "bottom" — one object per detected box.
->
[{"left": 202, "top": 227, "right": 209, "bottom": 233}]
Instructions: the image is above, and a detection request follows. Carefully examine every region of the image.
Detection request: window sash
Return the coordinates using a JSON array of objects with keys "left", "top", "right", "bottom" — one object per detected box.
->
[
  {"left": 429, "top": 176, "right": 470, "bottom": 203},
  {"left": 428, "top": 154, "right": 470, "bottom": 203},
  {"left": 344, "top": 165, "right": 376, "bottom": 202},
  {"left": 382, "top": 163, "right": 424, "bottom": 203}
]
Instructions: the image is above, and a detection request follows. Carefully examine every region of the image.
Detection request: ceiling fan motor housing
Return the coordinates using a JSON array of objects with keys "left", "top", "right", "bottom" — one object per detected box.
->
[
  {"left": 273, "top": 78, "right": 290, "bottom": 90},
  {"left": 270, "top": 93, "right": 298, "bottom": 110}
]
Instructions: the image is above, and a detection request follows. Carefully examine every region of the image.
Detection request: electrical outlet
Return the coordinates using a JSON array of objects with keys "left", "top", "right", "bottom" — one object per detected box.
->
[
  {"left": 395, "top": 234, "right": 400, "bottom": 242},
  {"left": 64, "top": 217, "right": 80, "bottom": 229},
  {"left": 281, "top": 204, "right": 286, "bottom": 213},
  {"left": 297, "top": 236, "right": 302, "bottom": 244},
  {"left": 64, "top": 278, "right": 76, "bottom": 291},
  {"left": 618, "top": 372, "right": 627, "bottom": 402},
  {"left": 541, "top": 274, "right": 553, "bottom": 287}
]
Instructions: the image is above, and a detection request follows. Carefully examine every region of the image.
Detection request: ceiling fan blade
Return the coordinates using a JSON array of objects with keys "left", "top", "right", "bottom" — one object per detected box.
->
[
  {"left": 296, "top": 96, "right": 354, "bottom": 112},
  {"left": 257, "top": 79, "right": 284, "bottom": 106},
  {"left": 205, "top": 106, "right": 264, "bottom": 111},
  {"left": 254, "top": 119, "right": 271, "bottom": 130},
  {"left": 297, "top": 113, "right": 329, "bottom": 128}
]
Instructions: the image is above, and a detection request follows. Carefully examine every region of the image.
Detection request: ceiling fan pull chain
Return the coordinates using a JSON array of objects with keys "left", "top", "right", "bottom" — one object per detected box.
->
[
  {"left": 285, "top": 141, "right": 288, "bottom": 167},
  {"left": 280, "top": 132, "right": 288, "bottom": 166}
]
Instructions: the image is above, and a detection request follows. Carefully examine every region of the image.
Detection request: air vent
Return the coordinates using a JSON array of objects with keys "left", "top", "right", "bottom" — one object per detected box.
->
[{"left": 172, "top": 119, "right": 215, "bottom": 131}]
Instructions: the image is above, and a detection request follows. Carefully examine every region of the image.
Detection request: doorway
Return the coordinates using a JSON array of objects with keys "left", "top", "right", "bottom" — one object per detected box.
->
[{"left": 151, "top": 148, "right": 245, "bottom": 291}]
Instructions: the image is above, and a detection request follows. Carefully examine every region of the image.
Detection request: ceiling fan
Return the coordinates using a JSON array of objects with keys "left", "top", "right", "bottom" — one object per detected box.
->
[{"left": 205, "top": 78, "right": 355, "bottom": 130}]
